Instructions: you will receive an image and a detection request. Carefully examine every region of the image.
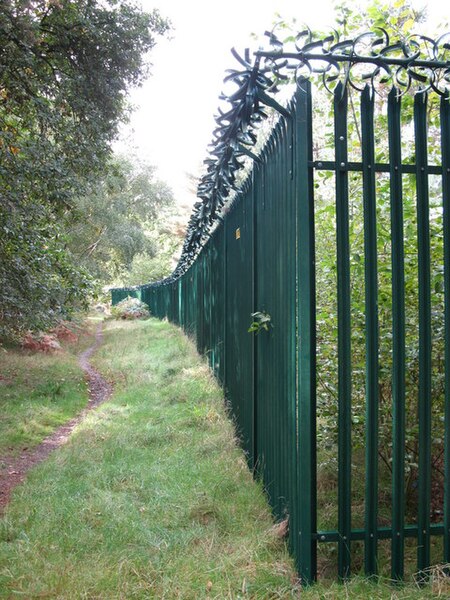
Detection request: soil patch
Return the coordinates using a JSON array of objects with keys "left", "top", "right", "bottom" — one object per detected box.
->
[{"left": 0, "top": 323, "right": 112, "bottom": 514}]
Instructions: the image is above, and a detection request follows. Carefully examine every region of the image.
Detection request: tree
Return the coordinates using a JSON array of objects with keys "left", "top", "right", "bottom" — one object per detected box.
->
[
  {"left": 0, "top": 0, "right": 171, "bottom": 338},
  {"left": 67, "top": 155, "right": 175, "bottom": 285},
  {"left": 118, "top": 203, "right": 189, "bottom": 286}
]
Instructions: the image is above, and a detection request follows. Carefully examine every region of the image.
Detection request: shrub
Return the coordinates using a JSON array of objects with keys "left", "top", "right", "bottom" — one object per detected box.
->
[{"left": 111, "top": 296, "right": 150, "bottom": 320}]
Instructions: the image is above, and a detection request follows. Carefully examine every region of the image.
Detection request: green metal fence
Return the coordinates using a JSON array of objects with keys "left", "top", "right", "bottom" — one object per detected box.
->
[{"left": 112, "top": 29, "right": 450, "bottom": 584}]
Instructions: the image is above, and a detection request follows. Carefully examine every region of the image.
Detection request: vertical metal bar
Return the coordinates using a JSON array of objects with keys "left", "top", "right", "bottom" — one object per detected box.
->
[
  {"left": 441, "top": 94, "right": 450, "bottom": 563},
  {"left": 273, "top": 126, "right": 283, "bottom": 517},
  {"left": 361, "top": 85, "right": 379, "bottom": 576},
  {"left": 254, "top": 164, "right": 263, "bottom": 478},
  {"left": 207, "top": 247, "right": 212, "bottom": 365},
  {"left": 388, "top": 88, "right": 406, "bottom": 581},
  {"left": 285, "top": 114, "right": 298, "bottom": 533},
  {"left": 223, "top": 222, "right": 228, "bottom": 389},
  {"left": 334, "top": 82, "right": 352, "bottom": 579},
  {"left": 296, "top": 77, "right": 317, "bottom": 585},
  {"left": 287, "top": 112, "right": 298, "bottom": 566},
  {"left": 279, "top": 124, "right": 286, "bottom": 513},
  {"left": 415, "top": 91, "right": 431, "bottom": 575},
  {"left": 251, "top": 169, "right": 257, "bottom": 471}
]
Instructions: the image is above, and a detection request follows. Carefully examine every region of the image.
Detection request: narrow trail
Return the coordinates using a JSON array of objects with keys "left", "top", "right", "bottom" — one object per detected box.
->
[{"left": 0, "top": 323, "right": 113, "bottom": 514}]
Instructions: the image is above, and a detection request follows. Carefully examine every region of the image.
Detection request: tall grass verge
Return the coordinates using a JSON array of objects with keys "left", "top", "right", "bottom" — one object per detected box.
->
[
  {"left": 0, "top": 325, "right": 94, "bottom": 455},
  {"left": 0, "top": 318, "right": 444, "bottom": 597},
  {"left": 0, "top": 318, "right": 297, "bottom": 598}
]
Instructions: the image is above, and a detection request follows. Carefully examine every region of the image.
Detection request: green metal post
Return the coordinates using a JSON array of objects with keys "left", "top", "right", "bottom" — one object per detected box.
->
[
  {"left": 295, "top": 78, "right": 317, "bottom": 584},
  {"left": 251, "top": 169, "right": 257, "bottom": 471},
  {"left": 388, "top": 88, "right": 406, "bottom": 581},
  {"left": 415, "top": 92, "right": 431, "bottom": 575},
  {"left": 222, "top": 224, "right": 227, "bottom": 389},
  {"left": 334, "top": 82, "right": 352, "bottom": 579},
  {"left": 441, "top": 94, "right": 450, "bottom": 563},
  {"left": 361, "top": 85, "right": 379, "bottom": 576},
  {"left": 253, "top": 165, "right": 261, "bottom": 475}
]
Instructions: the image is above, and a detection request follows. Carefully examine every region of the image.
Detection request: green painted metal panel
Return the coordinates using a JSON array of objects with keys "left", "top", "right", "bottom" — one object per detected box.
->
[
  {"left": 223, "top": 188, "right": 255, "bottom": 462},
  {"left": 254, "top": 110, "right": 297, "bottom": 533},
  {"left": 209, "top": 227, "right": 226, "bottom": 385},
  {"left": 195, "top": 253, "right": 205, "bottom": 353},
  {"left": 203, "top": 246, "right": 212, "bottom": 358}
]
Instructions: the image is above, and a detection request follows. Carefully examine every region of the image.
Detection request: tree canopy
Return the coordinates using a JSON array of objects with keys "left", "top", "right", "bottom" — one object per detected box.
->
[
  {"left": 67, "top": 155, "right": 175, "bottom": 284},
  {"left": 0, "top": 0, "right": 171, "bottom": 338}
]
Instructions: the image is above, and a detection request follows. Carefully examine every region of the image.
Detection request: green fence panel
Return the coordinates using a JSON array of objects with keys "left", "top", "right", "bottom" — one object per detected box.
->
[
  {"left": 223, "top": 186, "right": 255, "bottom": 465},
  {"left": 209, "top": 227, "right": 226, "bottom": 384},
  {"left": 254, "top": 113, "right": 297, "bottom": 529},
  {"left": 202, "top": 246, "right": 212, "bottom": 359}
]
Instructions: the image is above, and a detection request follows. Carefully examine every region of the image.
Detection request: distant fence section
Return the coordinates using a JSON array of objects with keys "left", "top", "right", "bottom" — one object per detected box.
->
[{"left": 112, "top": 28, "right": 450, "bottom": 584}]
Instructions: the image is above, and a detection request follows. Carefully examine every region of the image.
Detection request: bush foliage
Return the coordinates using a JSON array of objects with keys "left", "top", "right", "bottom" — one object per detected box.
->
[{"left": 111, "top": 296, "right": 150, "bottom": 320}]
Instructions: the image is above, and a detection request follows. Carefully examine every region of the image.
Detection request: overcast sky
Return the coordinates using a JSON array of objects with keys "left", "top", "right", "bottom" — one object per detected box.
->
[{"left": 115, "top": 0, "right": 448, "bottom": 206}]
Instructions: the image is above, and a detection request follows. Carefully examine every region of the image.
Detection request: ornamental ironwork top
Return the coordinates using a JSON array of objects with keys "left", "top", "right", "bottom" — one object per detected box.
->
[{"left": 257, "top": 27, "right": 450, "bottom": 96}]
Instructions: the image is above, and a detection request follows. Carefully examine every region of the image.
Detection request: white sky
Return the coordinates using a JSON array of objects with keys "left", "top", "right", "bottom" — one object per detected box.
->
[{"left": 116, "top": 0, "right": 448, "bottom": 206}]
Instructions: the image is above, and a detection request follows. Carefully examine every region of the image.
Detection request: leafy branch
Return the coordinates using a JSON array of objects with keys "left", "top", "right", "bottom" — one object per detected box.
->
[{"left": 248, "top": 311, "right": 272, "bottom": 334}]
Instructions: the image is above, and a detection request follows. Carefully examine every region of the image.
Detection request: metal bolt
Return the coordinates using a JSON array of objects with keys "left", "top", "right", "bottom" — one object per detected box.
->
[
  {"left": 423, "top": 529, "right": 427, "bottom": 534},
  {"left": 321, "top": 535, "right": 326, "bottom": 541},
  {"left": 340, "top": 162, "right": 345, "bottom": 168},
  {"left": 397, "top": 532, "right": 401, "bottom": 537},
  {"left": 317, "top": 162, "right": 323, "bottom": 168},
  {"left": 339, "top": 135, "right": 345, "bottom": 141},
  {"left": 421, "top": 167, "right": 425, "bottom": 171},
  {"left": 370, "top": 533, "right": 374, "bottom": 538},
  {"left": 368, "top": 164, "right": 372, "bottom": 169},
  {"left": 394, "top": 166, "right": 398, "bottom": 171},
  {"left": 343, "top": 535, "right": 347, "bottom": 540}
]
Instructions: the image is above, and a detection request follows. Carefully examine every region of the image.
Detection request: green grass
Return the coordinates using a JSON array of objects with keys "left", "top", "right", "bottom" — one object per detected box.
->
[
  {"left": 0, "top": 317, "right": 446, "bottom": 598},
  {"left": 0, "top": 318, "right": 297, "bottom": 598},
  {"left": 0, "top": 326, "right": 93, "bottom": 455}
]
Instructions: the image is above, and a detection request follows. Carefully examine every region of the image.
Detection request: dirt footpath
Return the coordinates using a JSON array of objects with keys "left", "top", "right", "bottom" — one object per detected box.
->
[{"left": 0, "top": 323, "right": 112, "bottom": 514}]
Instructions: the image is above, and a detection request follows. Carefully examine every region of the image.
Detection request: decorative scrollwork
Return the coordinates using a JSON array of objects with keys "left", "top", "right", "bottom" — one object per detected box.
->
[{"left": 257, "top": 27, "right": 450, "bottom": 98}]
